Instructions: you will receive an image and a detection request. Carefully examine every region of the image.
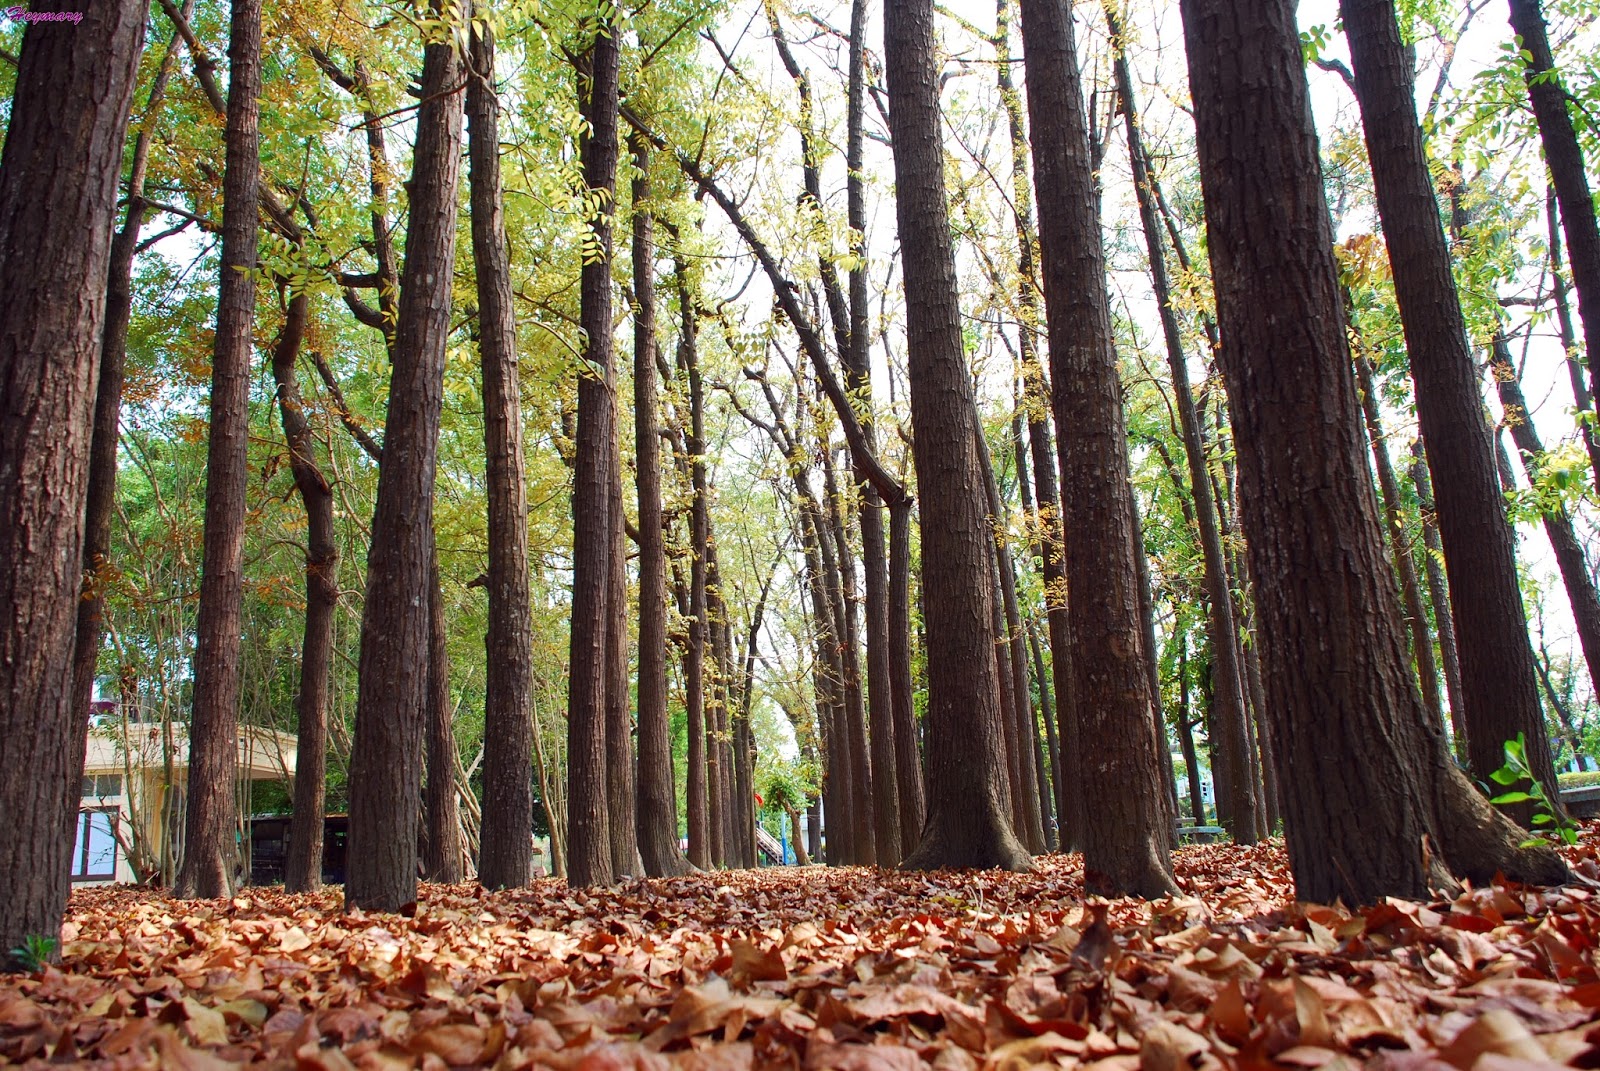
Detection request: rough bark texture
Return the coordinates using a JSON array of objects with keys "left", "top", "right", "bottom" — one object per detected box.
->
[
  {"left": 468, "top": 25, "right": 536, "bottom": 891},
  {"left": 270, "top": 295, "right": 336, "bottom": 894},
  {"left": 0, "top": 0, "right": 148, "bottom": 965},
  {"left": 1019, "top": 0, "right": 1176, "bottom": 895},
  {"left": 1492, "top": 336, "right": 1600, "bottom": 706},
  {"left": 823, "top": 453, "right": 875, "bottom": 865},
  {"left": 345, "top": 26, "right": 463, "bottom": 912},
  {"left": 566, "top": 23, "right": 620, "bottom": 890},
  {"left": 1341, "top": 0, "right": 1558, "bottom": 805},
  {"left": 886, "top": 0, "right": 1030, "bottom": 872},
  {"left": 1510, "top": 0, "right": 1600, "bottom": 498},
  {"left": 1110, "top": 12, "right": 1256, "bottom": 844},
  {"left": 631, "top": 138, "right": 694, "bottom": 878},
  {"left": 175, "top": 0, "right": 263, "bottom": 901},
  {"left": 1180, "top": 0, "right": 1568, "bottom": 903}
]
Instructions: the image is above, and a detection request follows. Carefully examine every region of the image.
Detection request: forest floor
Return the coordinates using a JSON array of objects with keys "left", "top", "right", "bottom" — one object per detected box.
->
[{"left": 7, "top": 835, "right": 1600, "bottom": 1070}]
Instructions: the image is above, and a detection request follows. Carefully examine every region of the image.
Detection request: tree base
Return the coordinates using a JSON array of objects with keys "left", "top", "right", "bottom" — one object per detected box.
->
[{"left": 900, "top": 804, "right": 1032, "bottom": 872}]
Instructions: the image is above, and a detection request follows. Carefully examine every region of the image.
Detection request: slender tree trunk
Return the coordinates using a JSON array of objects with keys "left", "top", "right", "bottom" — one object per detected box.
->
[
  {"left": 423, "top": 549, "right": 464, "bottom": 882},
  {"left": 1019, "top": 0, "right": 1176, "bottom": 895},
  {"left": 1510, "top": 0, "right": 1600, "bottom": 496},
  {"left": 631, "top": 138, "right": 693, "bottom": 878},
  {"left": 887, "top": 0, "right": 1029, "bottom": 872},
  {"left": 1176, "top": 636, "right": 1207, "bottom": 823},
  {"left": 1491, "top": 334, "right": 1600, "bottom": 705},
  {"left": 823, "top": 450, "right": 875, "bottom": 864},
  {"left": 468, "top": 25, "right": 536, "bottom": 892},
  {"left": 978, "top": 429, "right": 1046, "bottom": 851},
  {"left": 271, "top": 295, "right": 336, "bottom": 893},
  {"left": 345, "top": 21, "right": 464, "bottom": 911},
  {"left": 678, "top": 263, "right": 711, "bottom": 870},
  {"left": 1411, "top": 441, "right": 1468, "bottom": 757},
  {"left": 1340, "top": 0, "right": 1560, "bottom": 809},
  {"left": 606, "top": 422, "right": 640, "bottom": 876},
  {"left": 1179, "top": 0, "right": 1567, "bottom": 902},
  {"left": 1545, "top": 189, "right": 1600, "bottom": 485},
  {"left": 175, "top": 0, "right": 263, "bottom": 900},
  {"left": 1027, "top": 621, "right": 1062, "bottom": 848},
  {"left": 1352, "top": 343, "right": 1448, "bottom": 729},
  {"left": 1110, "top": 11, "right": 1256, "bottom": 844},
  {"left": 73, "top": 6, "right": 187, "bottom": 782},
  {"left": 888, "top": 500, "right": 926, "bottom": 854},
  {"left": 565, "top": 21, "right": 620, "bottom": 889},
  {"left": 1132, "top": 497, "right": 1182, "bottom": 845}
]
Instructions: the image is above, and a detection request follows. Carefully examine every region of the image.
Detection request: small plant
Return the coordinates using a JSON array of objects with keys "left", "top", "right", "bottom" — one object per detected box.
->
[
  {"left": 1489, "top": 733, "right": 1579, "bottom": 846},
  {"left": 6, "top": 933, "right": 57, "bottom": 973}
]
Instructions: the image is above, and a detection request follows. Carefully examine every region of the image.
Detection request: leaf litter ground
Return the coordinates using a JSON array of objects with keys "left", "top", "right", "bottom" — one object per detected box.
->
[{"left": 9, "top": 834, "right": 1600, "bottom": 1070}]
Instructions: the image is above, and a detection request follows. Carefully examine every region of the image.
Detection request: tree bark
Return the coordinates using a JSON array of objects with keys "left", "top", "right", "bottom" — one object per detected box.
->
[
  {"left": 888, "top": 500, "right": 926, "bottom": 854},
  {"left": 1110, "top": 9, "right": 1256, "bottom": 844},
  {"left": 1179, "top": 0, "right": 1568, "bottom": 902},
  {"left": 631, "top": 138, "right": 694, "bottom": 878},
  {"left": 886, "top": 0, "right": 1029, "bottom": 872},
  {"left": 468, "top": 24, "right": 537, "bottom": 891},
  {"left": 270, "top": 295, "right": 336, "bottom": 894},
  {"left": 0, "top": 0, "right": 148, "bottom": 964},
  {"left": 606, "top": 420, "right": 640, "bottom": 876},
  {"left": 175, "top": 0, "right": 263, "bottom": 900},
  {"left": 345, "top": 21, "right": 463, "bottom": 912},
  {"left": 823, "top": 449, "right": 875, "bottom": 864},
  {"left": 1509, "top": 0, "right": 1600, "bottom": 497},
  {"left": 423, "top": 548, "right": 464, "bottom": 882},
  {"left": 1019, "top": 0, "right": 1176, "bottom": 895},
  {"left": 1340, "top": 0, "right": 1559, "bottom": 807},
  {"left": 565, "top": 21, "right": 620, "bottom": 889},
  {"left": 72, "top": 4, "right": 187, "bottom": 791},
  {"left": 676, "top": 262, "right": 711, "bottom": 870}
]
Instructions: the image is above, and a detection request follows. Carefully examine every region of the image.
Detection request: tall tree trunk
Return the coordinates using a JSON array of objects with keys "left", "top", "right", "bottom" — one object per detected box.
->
[
  {"left": 1019, "top": 0, "right": 1176, "bottom": 895},
  {"left": 1027, "top": 620, "right": 1062, "bottom": 848},
  {"left": 271, "top": 295, "right": 337, "bottom": 894},
  {"left": 1411, "top": 441, "right": 1468, "bottom": 756},
  {"left": 1491, "top": 335, "right": 1600, "bottom": 705},
  {"left": 1179, "top": 0, "right": 1567, "bottom": 902},
  {"left": 888, "top": 500, "right": 926, "bottom": 854},
  {"left": 565, "top": 21, "right": 620, "bottom": 889},
  {"left": 1109, "top": 9, "right": 1256, "bottom": 844},
  {"left": 1176, "top": 635, "right": 1207, "bottom": 823},
  {"left": 345, "top": 21, "right": 463, "bottom": 911},
  {"left": 175, "top": 0, "right": 263, "bottom": 900},
  {"left": 73, "top": 4, "right": 187, "bottom": 786},
  {"left": 978, "top": 428, "right": 1046, "bottom": 851},
  {"left": 886, "top": 0, "right": 1029, "bottom": 872},
  {"left": 1352, "top": 344, "right": 1447, "bottom": 730},
  {"left": 0, "top": 0, "right": 148, "bottom": 962},
  {"left": 423, "top": 549, "right": 464, "bottom": 882},
  {"left": 1132, "top": 498, "right": 1183, "bottom": 845},
  {"left": 1510, "top": 0, "right": 1600, "bottom": 496},
  {"left": 1340, "top": 0, "right": 1559, "bottom": 810},
  {"left": 631, "top": 138, "right": 694, "bottom": 878},
  {"left": 468, "top": 24, "right": 537, "bottom": 892},
  {"left": 823, "top": 449, "right": 875, "bottom": 864},
  {"left": 606, "top": 423, "right": 640, "bottom": 876},
  {"left": 678, "top": 261, "right": 711, "bottom": 870}
]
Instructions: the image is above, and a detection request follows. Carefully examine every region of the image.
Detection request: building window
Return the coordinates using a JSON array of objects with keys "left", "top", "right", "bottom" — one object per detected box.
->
[
  {"left": 80, "top": 774, "right": 122, "bottom": 800},
  {"left": 71, "top": 810, "right": 118, "bottom": 881}
]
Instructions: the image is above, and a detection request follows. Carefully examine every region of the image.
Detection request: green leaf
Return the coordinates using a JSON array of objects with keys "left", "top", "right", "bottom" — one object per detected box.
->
[{"left": 1490, "top": 790, "right": 1537, "bottom": 804}]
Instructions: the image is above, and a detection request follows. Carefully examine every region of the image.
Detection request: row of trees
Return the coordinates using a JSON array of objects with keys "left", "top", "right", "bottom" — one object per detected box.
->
[{"left": 4, "top": 0, "right": 1600, "bottom": 959}]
